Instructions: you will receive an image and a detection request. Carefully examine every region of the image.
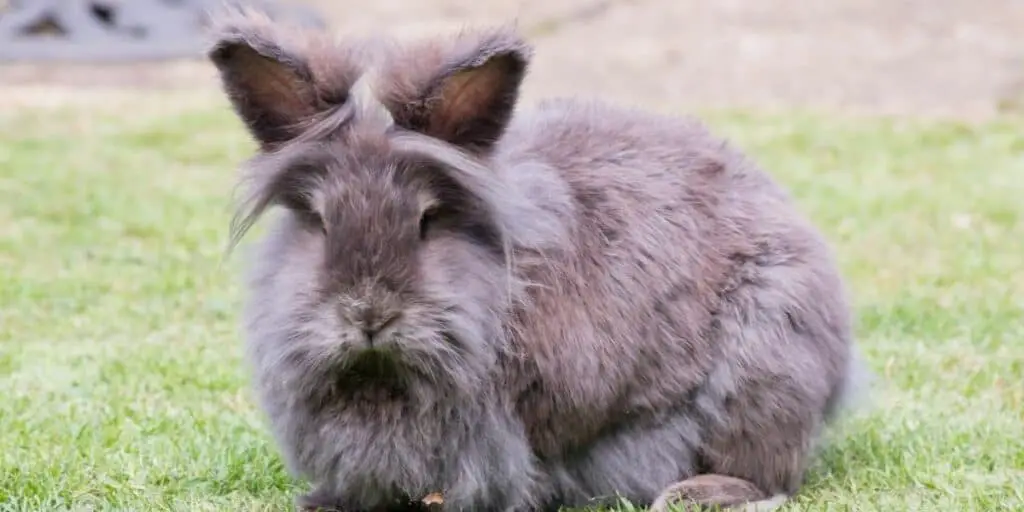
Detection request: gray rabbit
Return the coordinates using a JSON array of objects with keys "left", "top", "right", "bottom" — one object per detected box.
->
[{"left": 209, "top": 9, "right": 864, "bottom": 512}]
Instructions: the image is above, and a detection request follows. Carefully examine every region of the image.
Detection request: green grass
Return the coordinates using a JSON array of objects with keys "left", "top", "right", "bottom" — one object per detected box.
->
[{"left": 1, "top": 95, "right": 1022, "bottom": 511}]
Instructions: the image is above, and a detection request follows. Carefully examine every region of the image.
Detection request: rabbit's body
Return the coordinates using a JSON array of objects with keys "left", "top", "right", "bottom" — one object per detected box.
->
[
  {"left": 213, "top": 11, "right": 861, "bottom": 512},
  {"left": 496, "top": 100, "right": 853, "bottom": 509}
]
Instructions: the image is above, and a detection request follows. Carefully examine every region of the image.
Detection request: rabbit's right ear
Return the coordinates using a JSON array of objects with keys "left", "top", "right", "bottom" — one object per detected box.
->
[
  {"left": 384, "top": 27, "right": 532, "bottom": 155},
  {"left": 207, "top": 11, "right": 327, "bottom": 149}
]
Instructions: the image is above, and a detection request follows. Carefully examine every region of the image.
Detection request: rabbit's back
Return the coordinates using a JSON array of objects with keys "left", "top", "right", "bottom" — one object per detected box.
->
[{"left": 495, "top": 98, "right": 853, "bottom": 475}]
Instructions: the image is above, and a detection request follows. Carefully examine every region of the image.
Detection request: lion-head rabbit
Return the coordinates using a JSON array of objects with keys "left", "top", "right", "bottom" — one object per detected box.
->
[{"left": 208, "top": 9, "right": 864, "bottom": 512}]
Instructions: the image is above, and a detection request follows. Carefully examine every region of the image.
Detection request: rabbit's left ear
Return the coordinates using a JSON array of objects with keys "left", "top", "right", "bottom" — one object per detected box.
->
[
  {"left": 389, "top": 27, "right": 532, "bottom": 154},
  {"left": 206, "top": 9, "right": 361, "bottom": 150}
]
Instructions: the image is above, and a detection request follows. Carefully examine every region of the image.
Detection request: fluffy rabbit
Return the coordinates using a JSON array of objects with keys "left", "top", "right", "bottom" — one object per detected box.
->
[{"left": 209, "top": 9, "right": 863, "bottom": 512}]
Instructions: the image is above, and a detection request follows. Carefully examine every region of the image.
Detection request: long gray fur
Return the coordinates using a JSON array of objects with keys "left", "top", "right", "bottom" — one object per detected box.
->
[{"left": 208, "top": 9, "right": 865, "bottom": 512}]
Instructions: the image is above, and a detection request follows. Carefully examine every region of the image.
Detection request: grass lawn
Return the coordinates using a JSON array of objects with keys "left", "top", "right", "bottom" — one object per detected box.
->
[{"left": 1, "top": 93, "right": 1022, "bottom": 511}]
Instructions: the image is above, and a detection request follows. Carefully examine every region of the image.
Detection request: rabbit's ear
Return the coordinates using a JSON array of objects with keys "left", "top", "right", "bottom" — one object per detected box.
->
[
  {"left": 393, "top": 28, "right": 532, "bottom": 154},
  {"left": 207, "top": 10, "right": 323, "bottom": 149}
]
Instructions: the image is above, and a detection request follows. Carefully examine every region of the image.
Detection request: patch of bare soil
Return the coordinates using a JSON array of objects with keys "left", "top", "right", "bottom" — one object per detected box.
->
[{"left": 2, "top": 0, "right": 1022, "bottom": 119}]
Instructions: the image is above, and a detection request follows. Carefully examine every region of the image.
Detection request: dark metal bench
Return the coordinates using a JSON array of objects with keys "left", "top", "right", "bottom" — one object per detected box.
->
[{"left": 0, "top": 0, "right": 325, "bottom": 62}]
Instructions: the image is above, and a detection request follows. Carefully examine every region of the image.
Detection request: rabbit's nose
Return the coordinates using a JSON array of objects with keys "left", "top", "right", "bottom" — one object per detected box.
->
[
  {"left": 359, "top": 310, "right": 400, "bottom": 344},
  {"left": 361, "top": 326, "right": 380, "bottom": 344}
]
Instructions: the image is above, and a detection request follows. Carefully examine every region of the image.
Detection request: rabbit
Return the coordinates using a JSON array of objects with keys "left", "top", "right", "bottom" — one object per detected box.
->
[{"left": 208, "top": 9, "right": 865, "bottom": 512}]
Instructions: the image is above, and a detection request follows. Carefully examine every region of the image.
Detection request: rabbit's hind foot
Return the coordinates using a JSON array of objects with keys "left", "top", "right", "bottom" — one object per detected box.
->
[{"left": 648, "top": 474, "right": 788, "bottom": 512}]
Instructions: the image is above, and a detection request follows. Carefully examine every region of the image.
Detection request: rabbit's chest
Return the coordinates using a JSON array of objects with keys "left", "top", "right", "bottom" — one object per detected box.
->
[
  {"left": 288, "top": 401, "right": 453, "bottom": 487},
  {"left": 283, "top": 396, "right": 533, "bottom": 508}
]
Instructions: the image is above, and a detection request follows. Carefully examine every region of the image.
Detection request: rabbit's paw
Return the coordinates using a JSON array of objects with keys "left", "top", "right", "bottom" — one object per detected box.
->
[
  {"left": 296, "top": 489, "right": 435, "bottom": 512},
  {"left": 649, "top": 474, "right": 787, "bottom": 511},
  {"left": 295, "top": 487, "right": 348, "bottom": 512}
]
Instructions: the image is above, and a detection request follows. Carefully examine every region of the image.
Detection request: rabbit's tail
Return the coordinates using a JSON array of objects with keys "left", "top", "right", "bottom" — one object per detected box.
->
[{"left": 823, "top": 346, "right": 873, "bottom": 423}]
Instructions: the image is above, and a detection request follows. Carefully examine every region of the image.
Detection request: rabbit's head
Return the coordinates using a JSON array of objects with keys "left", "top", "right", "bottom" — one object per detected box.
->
[{"left": 209, "top": 11, "right": 541, "bottom": 395}]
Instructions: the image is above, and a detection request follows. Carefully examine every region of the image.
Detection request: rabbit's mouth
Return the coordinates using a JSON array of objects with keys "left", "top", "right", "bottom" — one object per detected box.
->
[{"left": 333, "top": 348, "right": 410, "bottom": 399}]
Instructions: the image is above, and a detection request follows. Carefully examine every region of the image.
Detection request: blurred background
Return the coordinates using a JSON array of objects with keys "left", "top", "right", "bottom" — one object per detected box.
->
[{"left": 2, "top": 0, "right": 1023, "bottom": 119}]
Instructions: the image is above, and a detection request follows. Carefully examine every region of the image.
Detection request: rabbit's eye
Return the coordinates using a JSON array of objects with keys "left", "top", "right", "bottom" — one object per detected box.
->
[
  {"left": 292, "top": 208, "right": 325, "bottom": 235},
  {"left": 419, "top": 207, "right": 440, "bottom": 240}
]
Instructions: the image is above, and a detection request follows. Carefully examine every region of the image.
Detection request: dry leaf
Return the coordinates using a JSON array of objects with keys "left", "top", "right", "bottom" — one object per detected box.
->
[{"left": 422, "top": 492, "right": 444, "bottom": 505}]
